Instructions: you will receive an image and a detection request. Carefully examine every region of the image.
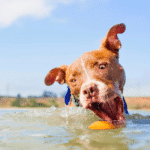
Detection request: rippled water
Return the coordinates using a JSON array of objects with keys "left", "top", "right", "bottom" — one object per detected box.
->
[{"left": 0, "top": 107, "right": 150, "bottom": 150}]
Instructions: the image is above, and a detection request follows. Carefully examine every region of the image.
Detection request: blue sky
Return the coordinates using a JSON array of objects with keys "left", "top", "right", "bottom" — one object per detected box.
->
[{"left": 0, "top": 0, "right": 150, "bottom": 97}]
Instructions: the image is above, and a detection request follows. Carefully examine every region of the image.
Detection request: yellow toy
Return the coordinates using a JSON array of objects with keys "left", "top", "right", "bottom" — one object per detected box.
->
[{"left": 89, "top": 121, "right": 115, "bottom": 130}]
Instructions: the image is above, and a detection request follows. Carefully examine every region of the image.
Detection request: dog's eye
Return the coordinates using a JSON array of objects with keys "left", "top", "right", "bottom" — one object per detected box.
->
[
  {"left": 99, "top": 64, "right": 106, "bottom": 69},
  {"left": 70, "top": 79, "right": 76, "bottom": 82}
]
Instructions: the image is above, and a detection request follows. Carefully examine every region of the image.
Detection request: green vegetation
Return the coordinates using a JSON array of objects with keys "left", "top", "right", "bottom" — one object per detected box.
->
[
  {"left": 11, "top": 98, "right": 21, "bottom": 107},
  {"left": 48, "top": 99, "right": 59, "bottom": 107},
  {"left": 128, "top": 103, "right": 150, "bottom": 110},
  {"left": 11, "top": 97, "right": 60, "bottom": 108},
  {"left": 28, "top": 99, "right": 48, "bottom": 107},
  {"left": 134, "top": 104, "right": 141, "bottom": 109}
]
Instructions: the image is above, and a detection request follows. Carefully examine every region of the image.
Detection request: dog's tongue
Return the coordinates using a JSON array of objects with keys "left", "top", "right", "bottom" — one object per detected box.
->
[{"left": 101, "top": 100, "right": 118, "bottom": 120}]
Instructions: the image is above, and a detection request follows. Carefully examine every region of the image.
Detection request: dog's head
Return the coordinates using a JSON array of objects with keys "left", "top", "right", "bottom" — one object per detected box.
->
[{"left": 45, "top": 23, "right": 126, "bottom": 124}]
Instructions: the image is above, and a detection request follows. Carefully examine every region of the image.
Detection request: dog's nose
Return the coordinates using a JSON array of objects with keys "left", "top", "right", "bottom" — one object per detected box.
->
[{"left": 82, "top": 83, "right": 98, "bottom": 98}]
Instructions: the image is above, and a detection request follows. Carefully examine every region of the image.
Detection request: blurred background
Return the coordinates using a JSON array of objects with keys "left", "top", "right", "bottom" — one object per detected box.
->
[{"left": 0, "top": 0, "right": 150, "bottom": 100}]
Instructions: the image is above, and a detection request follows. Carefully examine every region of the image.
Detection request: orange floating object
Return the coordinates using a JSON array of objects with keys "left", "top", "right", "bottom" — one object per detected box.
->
[{"left": 89, "top": 121, "right": 115, "bottom": 130}]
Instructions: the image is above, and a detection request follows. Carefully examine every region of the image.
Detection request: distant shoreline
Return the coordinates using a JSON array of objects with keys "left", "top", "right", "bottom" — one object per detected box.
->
[
  {"left": 0, "top": 97, "right": 150, "bottom": 110},
  {"left": 125, "top": 97, "right": 150, "bottom": 110}
]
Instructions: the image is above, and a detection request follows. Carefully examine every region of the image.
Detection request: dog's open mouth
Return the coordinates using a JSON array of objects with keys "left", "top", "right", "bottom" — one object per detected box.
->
[{"left": 88, "top": 97, "right": 125, "bottom": 125}]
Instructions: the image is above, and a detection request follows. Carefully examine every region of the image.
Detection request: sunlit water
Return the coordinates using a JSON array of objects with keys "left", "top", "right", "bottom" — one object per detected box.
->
[{"left": 0, "top": 107, "right": 150, "bottom": 150}]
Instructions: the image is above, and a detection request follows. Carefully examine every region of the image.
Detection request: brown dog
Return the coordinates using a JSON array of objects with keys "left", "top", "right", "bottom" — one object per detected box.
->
[{"left": 45, "top": 23, "right": 126, "bottom": 125}]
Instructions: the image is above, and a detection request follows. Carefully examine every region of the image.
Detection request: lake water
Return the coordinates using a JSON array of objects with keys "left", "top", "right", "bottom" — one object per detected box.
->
[{"left": 0, "top": 107, "right": 150, "bottom": 150}]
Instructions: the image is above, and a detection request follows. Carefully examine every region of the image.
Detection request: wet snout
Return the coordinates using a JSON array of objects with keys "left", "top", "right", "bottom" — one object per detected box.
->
[
  {"left": 80, "top": 80, "right": 109, "bottom": 109},
  {"left": 82, "top": 83, "right": 98, "bottom": 99}
]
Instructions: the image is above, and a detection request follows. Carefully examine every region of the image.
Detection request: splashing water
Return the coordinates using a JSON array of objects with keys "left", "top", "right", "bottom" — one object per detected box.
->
[{"left": 0, "top": 107, "right": 150, "bottom": 150}]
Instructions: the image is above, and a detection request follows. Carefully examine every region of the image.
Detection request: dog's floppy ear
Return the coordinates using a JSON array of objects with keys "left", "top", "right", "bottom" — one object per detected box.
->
[
  {"left": 44, "top": 65, "right": 69, "bottom": 86},
  {"left": 101, "top": 23, "right": 126, "bottom": 55}
]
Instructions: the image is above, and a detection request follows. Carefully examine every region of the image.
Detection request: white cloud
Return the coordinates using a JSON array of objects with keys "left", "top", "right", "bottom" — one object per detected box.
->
[{"left": 0, "top": 0, "right": 83, "bottom": 27}]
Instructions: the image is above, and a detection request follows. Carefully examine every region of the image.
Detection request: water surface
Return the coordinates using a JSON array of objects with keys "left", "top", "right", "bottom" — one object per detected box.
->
[{"left": 0, "top": 107, "right": 150, "bottom": 150}]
